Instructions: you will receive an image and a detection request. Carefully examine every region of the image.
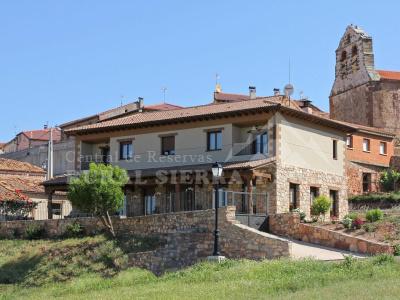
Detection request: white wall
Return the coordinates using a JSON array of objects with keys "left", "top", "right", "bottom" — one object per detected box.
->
[{"left": 278, "top": 114, "right": 346, "bottom": 176}]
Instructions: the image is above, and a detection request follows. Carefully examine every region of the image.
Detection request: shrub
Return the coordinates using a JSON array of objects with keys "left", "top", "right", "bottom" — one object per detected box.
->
[
  {"left": 366, "top": 209, "right": 384, "bottom": 223},
  {"left": 363, "top": 223, "right": 377, "bottom": 233},
  {"left": 64, "top": 222, "right": 83, "bottom": 238},
  {"left": 342, "top": 217, "right": 353, "bottom": 229},
  {"left": 394, "top": 244, "right": 400, "bottom": 256},
  {"left": 291, "top": 208, "right": 306, "bottom": 221},
  {"left": 346, "top": 212, "right": 358, "bottom": 221},
  {"left": 25, "top": 224, "right": 45, "bottom": 240},
  {"left": 352, "top": 217, "right": 364, "bottom": 229},
  {"left": 380, "top": 169, "right": 400, "bottom": 192},
  {"left": 311, "top": 195, "right": 332, "bottom": 217},
  {"left": 348, "top": 192, "right": 400, "bottom": 209}
]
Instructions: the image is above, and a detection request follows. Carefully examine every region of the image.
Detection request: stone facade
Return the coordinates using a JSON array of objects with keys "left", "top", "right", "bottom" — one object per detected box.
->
[
  {"left": 346, "top": 161, "right": 383, "bottom": 196},
  {"left": 330, "top": 25, "right": 400, "bottom": 138},
  {"left": 275, "top": 163, "right": 348, "bottom": 219},
  {"left": 269, "top": 213, "right": 393, "bottom": 255},
  {"left": 0, "top": 207, "right": 291, "bottom": 273}
]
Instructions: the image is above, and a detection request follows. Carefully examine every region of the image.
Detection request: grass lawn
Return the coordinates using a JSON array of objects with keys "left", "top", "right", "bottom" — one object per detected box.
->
[{"left": 1, "top": 238, "right": 400, "bottom": 299}]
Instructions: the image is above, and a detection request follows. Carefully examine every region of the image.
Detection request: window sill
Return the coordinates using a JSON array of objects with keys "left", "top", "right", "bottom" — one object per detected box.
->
[
  {"left": 347, "top": 147, "right": 353, "bottom": 150},
  {"left": 379, "top": 153, "right": 388, "bottom": 156},
  {"left": 206, "top": 149, "right": 222, "bottom": 152},
  {"left": 362, "top": 150, "right": 371, "bottom": 153}
]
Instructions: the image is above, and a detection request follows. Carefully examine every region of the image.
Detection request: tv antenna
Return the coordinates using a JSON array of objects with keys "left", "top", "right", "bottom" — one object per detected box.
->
[{"left": 161, "top": 86, "right": 167, "bottom": 103}]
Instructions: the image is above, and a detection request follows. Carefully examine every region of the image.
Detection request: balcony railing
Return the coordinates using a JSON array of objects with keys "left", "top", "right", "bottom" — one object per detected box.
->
[{"left": 80, "top": 155, "right": 110, "bottom": 170}]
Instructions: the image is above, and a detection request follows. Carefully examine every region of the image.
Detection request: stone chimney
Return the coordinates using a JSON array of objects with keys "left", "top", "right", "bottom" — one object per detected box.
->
[
  {"left": 273, "top": 88, "right": 280, "bottom": 96},
  {"left": 249, "top": 86, "right": 256, "bottom": 99},
  {"left": 138, "top": 97, "right": 144, "bottom": 112}
]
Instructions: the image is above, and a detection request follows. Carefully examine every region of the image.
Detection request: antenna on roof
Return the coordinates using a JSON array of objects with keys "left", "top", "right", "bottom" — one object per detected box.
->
[
  {"left": 288, "top": 57, "right": 291, "bottom": 84},
  {"left": 215, "top": 73, "right": 222, "bottom": 93},
  {"left": 161, "top": 86, "right": 167, "bottom": 104},
  {"left": 120, "top": 95, "right": 125, "bottom": 107}
]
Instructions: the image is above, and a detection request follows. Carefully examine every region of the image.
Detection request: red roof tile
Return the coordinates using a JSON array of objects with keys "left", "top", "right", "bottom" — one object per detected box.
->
[
  {"left": 0, "top": 175, "right": 44, "bottom": 200},
  {"left": 0, "top": 158, "right": 45, "bottom": 174},
  {"left": 21, "top": 129, "right": 61, "bottom": 142},
  {"left": 377, "top": 70, "right": 400, "bottom": 81},
  {"left": 144, "top": 103, "right": 184, "bottom": 111},
  {"left": 214, "top": 92, "right": 251, "bottom": 102}
]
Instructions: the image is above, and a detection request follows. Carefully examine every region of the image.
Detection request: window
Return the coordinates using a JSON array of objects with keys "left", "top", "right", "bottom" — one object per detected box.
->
[
  {"left": 310, "top": 187, "right": 319, "bottom": 206},
  {"left": 329, "top": 190, "right": 338, "bottom": 217},
  {"left": 362, "top": 173, "right": 372, "bottom": 193},
  {"left": 352, "top": 45, "right": 358, "bottom": 57},
  {"left": 333, "top": 140, "right": 338, "bottom": 160},
  {"left": 213, "top": 188, "right": 227, "bottom": 208},
  {"left": 340, "top": 50, "right": 347, "bottom": 62},
  {"left": 161, "top": 135, "right": 175, "bottom": 155},
  {"left": 207, "top": 131, "right": 222, "bottom": 151},
  {"left": 144, "top": 195, "right": 156, "bottom": 215},
  {"left": 51, "top": 203, "right": 62, "bottom": 216},
  {"left": 362, "top": 139, "right": 370, "bottom": 152},
  {"left": 380, "top": 142, "right": 387, "bottom": 155},
  {"left": 119, "top": 141, "right": 133, "bottom": 160},
  {"left": 346, "top": 135, "right": 353, "bottom": 148},
  {"left": 289, "top": 183, "right": 299, "bottom": 211},
  {"left": 253, "top": 132, "right": 269, "bottom": 154}
]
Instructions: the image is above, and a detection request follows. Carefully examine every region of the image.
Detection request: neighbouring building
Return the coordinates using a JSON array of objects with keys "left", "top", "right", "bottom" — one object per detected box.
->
[
  {"left": 44, "top": 96, "right": 356, "bottom": 220},
  {"left": 0, "top": 143, "right": 5, "bottom": 154},
  {"left": 330, "top": 25, "right": 400, "bottom": 142},
  {"left": 344, "top": 124, "right": 395, "bottom": 196},
  {"left": 0, "top": 99, "right": 183, "bottom": 176},
  {"left": 3, "top": 128, "right": 61, "bottom": 154},
  {"left": 0, "top": 158, "right": 71, "bottom": 220}
]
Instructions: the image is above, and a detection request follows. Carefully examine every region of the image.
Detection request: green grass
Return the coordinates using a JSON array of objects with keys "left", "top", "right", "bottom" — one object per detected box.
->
[{"left": 1, "top": 238, "right": 400, "bottom": 299}]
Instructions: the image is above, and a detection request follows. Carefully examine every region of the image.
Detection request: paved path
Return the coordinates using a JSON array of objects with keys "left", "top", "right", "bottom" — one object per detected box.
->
[{"left": 289, "top": 239, "right": 367, "bottom": 260}]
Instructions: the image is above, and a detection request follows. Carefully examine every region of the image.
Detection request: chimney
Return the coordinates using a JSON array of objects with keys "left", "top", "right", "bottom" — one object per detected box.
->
[
  {"left": 273, "top": 88, "right": 280, "bottom": 96},
  {"left": 138, "top": 97, "right": 144, "bottom": 112},
  {"left": 249, "top": 86, "right": 256, "bottom": 99},
  {"left": 300, "top": 99, "right": 313, "bottom": 114},
  {"left": 43, "top": 124, "right": 48, "bottom": 130}
]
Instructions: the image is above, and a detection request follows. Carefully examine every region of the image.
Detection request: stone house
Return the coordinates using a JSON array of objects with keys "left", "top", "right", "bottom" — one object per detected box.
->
[
  {"left": 0, "top": 158, "right": 71, "bottom": 220},
  {"left": 45, "top": 97, "right": 357, "bottom": 220}
]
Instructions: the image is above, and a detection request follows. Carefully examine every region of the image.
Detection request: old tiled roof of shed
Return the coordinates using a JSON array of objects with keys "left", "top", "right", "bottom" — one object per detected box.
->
[{"left": 0, "top": 158, "right": 45, "bottom": 174}]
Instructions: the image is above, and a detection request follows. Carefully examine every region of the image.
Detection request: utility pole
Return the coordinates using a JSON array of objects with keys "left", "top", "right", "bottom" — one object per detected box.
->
[{"left": 47, "top": 127, "right": 54, "bottom": 180}]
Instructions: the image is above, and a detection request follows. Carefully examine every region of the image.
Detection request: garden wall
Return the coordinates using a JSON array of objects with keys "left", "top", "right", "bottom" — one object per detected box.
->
[
  {"left": 0, "top": 207, "right": 291, "bottom": 273},
  {"left": 269, "top": 213, "right": 393, "bottom": 255}
]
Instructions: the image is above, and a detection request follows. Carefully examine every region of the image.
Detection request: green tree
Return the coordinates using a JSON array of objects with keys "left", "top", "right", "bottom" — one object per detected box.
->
[
  {"left": 311, "top": 195, "right": 332, "bottom": 220},
  {"left": 68, "top": 163, "right": 129, "bottom": 237},
  {"left": 380, "top": 169, "right": 400, "bottom": 192}
]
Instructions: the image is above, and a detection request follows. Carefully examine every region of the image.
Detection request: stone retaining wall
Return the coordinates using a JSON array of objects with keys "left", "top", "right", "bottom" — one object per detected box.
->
[
  {"left": 0, "top": 207, "right": 291, "bottom": 273},
  {"left": 269, "top": 213, "right": 393, "bottom": 255}
]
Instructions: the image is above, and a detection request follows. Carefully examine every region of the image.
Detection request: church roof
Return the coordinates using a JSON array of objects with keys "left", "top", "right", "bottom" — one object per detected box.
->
[{"left": 377, "top": 70, "right": 400, "bottom": 81}]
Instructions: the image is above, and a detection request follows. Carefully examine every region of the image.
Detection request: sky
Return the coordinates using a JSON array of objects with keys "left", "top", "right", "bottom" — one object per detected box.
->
[{"left": 1, "top": 0, "right": 400, "bottom": 142}]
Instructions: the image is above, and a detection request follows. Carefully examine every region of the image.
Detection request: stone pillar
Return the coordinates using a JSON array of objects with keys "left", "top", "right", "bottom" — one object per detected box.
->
[{"left": 247, "top": 178, "right": 253, "bottom": 214}]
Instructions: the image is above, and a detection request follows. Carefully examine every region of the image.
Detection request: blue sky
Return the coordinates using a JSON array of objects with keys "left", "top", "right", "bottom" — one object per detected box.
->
[{"left": 1, "top": 0, "right": 399, "bottom": 141}]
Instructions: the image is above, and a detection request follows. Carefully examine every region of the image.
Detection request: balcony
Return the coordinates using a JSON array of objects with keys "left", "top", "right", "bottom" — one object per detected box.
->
[{"left": 80, "top": 155, "right": 110, "bottom": 170}]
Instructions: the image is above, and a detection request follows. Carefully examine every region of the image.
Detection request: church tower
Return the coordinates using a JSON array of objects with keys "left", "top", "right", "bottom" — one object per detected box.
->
[{"left": 330, "top": 25, "right": 381, "bottom": 127}]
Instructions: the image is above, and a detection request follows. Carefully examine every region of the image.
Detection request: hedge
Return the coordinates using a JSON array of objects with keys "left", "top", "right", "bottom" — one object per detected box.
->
[{"left": 348, "top": 192, "right": 400, "bottom": 209}]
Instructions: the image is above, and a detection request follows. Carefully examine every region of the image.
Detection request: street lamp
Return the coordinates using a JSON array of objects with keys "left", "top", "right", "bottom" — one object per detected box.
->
[{"left": 211, "top": 162, "right": 223, "bottom": 257}]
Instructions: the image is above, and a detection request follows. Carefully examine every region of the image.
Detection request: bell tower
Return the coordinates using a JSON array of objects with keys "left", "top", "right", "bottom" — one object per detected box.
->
[{"left": 330, "top": 25, "right": 380, "bottom": 126}]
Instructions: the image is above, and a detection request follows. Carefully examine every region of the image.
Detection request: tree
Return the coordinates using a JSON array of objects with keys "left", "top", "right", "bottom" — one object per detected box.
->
[
  {"left": 68, "top": 163, "right": 129, "bottom": 237},
  {"left": 380, "top": 169, "right": 400, "bottom": 192},
  {"left": 311, "top": 195, "right": 332, "bottom": 220}
]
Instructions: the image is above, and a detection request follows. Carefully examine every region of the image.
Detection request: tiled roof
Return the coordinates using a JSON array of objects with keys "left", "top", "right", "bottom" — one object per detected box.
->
[
  {"left": 144, "top": 103, "right": 184, "bottom": 111},
  {"left": 377, "top": 70, "right": 400, "bottom": 81},
  {"left": 214, "top": 92, "right": 251, "bottom": 102},
  {"left": 223, "top": 158, "right": 276, "bottom": 170},
  {"left": 21, "top": 129, "right": 61, "bottom": 142},
  {"left": 0, "top": 175, "right": 45, "bottom": 200},
  {"left": 66, "top": 96, "right": 356, "bottom": 135},
  {"left": 0, "top": 158, "right": 45, "bottom": 174}
]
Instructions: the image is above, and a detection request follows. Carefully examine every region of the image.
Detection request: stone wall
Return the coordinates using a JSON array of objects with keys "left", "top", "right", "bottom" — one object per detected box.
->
[
  {"left": 346, "top": 161, "right": 383, "bottom": 196},
  {"left": 269, "top": 213, "right": 393, "bottom": 255},
  {"left": 275, "top": 164, "right": 348, "bottom": 219},
  {"left": 0, "top": 207, "right": 291, "bottom": 273}
]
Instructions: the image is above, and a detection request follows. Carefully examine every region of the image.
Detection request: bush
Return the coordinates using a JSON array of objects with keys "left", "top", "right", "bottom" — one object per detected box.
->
[
  {"left": 366, "top": 209, "right": 384, "bottom": 223},
  {"left": 64, "top": 222, "right": 83, "bottom": 238},
  {"left": 363, "top": 223, "right": 377, "bottom": 233},
  {"left": 311, "top": 195, "right": 332, "bottom": 217},
  {"left": 25, "top": 224, "right": 45, "bottom": 240},
  {"left": 348, "top": 192, "right": 400, "bottom": 209},
  {"left": 291, "top": 208, "right": 306, "bottom": 221},
  {"left": 394, "top": 244, "right": 400, "bottom": 256},
  {"left": 380, "top": 169, "right": 400, "bottom": 192},
  {"left": 352, "top": 217, "right": 364, "bottom": 229},
  {"left": 342, "top": 217, "right": 353, "bottom": 229}
]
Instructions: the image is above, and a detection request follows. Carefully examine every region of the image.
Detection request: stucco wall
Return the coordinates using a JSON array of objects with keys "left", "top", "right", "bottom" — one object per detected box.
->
[{"left": 278, "top": 114, "right": 346, "bottom": 176}]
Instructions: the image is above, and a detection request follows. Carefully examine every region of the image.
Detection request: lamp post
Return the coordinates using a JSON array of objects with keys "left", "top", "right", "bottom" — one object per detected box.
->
[{"left": 211, "top": 162, "right": 223, "bottom": 257}]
